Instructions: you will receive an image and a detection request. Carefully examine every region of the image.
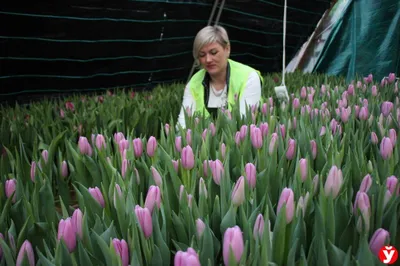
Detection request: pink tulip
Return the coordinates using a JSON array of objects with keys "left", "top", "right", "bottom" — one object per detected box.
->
[
  {"left": 209, "top": 123, "right": 216, "bottom": 136},
  {"left": 240, "top": 125, "right": 248, "bottom": 140},
  {"left": 389, "top": 129, "right": 397, "bottom": 146},
  {"left": 196, "top": 219, "right": 206, "bottom": 238},
  {"left": 371, "top": 85, "right": 378, "bottom": 96},
  {"left": 172, "top": 159, "right": 179, "bottom": 172},
  {"left": 320, "top": 126, "right": 326, "bottom": 136},
  {"left": 114, "top": 132, "right": 125, "bottom": 144},
  {"left": 277, "top": 187, "right": 295, "bottom": 224},
  {"left": 151, "top": 166, "right": 163, "bottom": 187},
  {"left": 244, "top": 163, "right": 256, "bottom": 189},
  {"left": 253, "top": 214, "right": 265, "bottom": 240},
  {"left": 30, "top": 161, "right": 36, "bottom": 182},
  {"left": 234, "top": 132, "right": 241, "bottom": 145},
  {"left": 280, "top": 124, "right": 286, "bottom": 139},
  {"left": 78, "top": 136, "right": 92, "bottom": 156},
  {"left": 210, "top": 159, "right": 224, "bottom": 185},
  {"left": 57, "top": 217, "right": 76, "bottom": 253},
  {"left": 223, "top": 226, "right": 244, "bottom": 265},
  {"left": 310, "top": 140, "right": 317, "bottom": 159},
  {"left": 144, "top": 186, "right": 161, "bottom": 214},
  {"left": 300, "top": 87, "right": 307, "bottom": 99},
  {"left": 61, "top": 160, "right": 69, "bottom": 177},
  {"left": 292, "top": 98, "right": 300, "bottom": 110},
  {"left": 121, "top": 159, "right": 128, "bottom": 178},
  {"left": 133, "top": 138, "right": 143, "bottom": 157},
  {"left": 202, "top": 129, "right": 208, "bottom": 141},
  {"left": 186, "top": 129, "right": 192, "bottom": 146},
  {"left": 174, "top": 248, "right": 201, "bottom": 266},
  {"left": 353, "top": 191, "right": 371, "bottom": 232},
  {"left": 88, "top": 187, "right": 105, "bottom": 207},
  {"left": 112, "top": 239, "right": 129, "bottom": 266},
  {"left": 286, "top": 139, "right": 296, "bottom": 160},
  {"left": 371, "top": 132, "right": 378, "bottom": 144},
  {"left": 146, "top": 136, "right": 157, "bottom": 157},
  {"left": 324, "top": 165, "right": 343, "bottom": 198},
  {"left": 60, "top": 109, "right": 65, "bottom": 118},
  {"left": 259, "top": 122, "right": 269, "bottom": 137},
  {"left": 72, "top": 208, "right": 83, "bottom": 239},
  {"left": 262, "top": 103, "right": 268, "bottom": 115},
  {"left": 175, "top": 136, "right": 182, "bottom": 152},
  {"left": 269, "top": 133, "right": 279, "bottom": 155},
  {"left": 134, "top": 205, "right": 153, "bottom": 238},
  {"left": 340, "top": 107, "right": 351, "bottom": 123},
  {"left": 164, "top": 124, "right": 170, "bottom": 135},
  {"left": 388, "top": 73, "right": 396, "bottom": 83},
  {"left": 369, "top": 228, "right": 390, "bottom": 256},
  {"left": 65, "top": 101, "right": 75, "bottom": 112},
  {"left": 380, "top": 137, "right": 393, "bottom": 160},
  {"left": 220, "top": 143, "right": 226, "bottom": 159},
  {"left": 386, "top": 176, "right": 399, "bottom": 195},
  {"left": 16, "top": 240, "right": 35, "bottom": 266},
  {"left": 313, "top": 174, "right": 319, "bottom": 194},
  {"left": 95, "top": 134, "right": 106, "bottom": 150},
  {"left": 250, "top": 127, "right": 263, "bottom": 149},
  {"left": 41, "top": 150, "right": 48, "bottom": 164},
  {"left": 5, "top": 178, "right": 17, "bottom": 203},
  {"left": 231, "top": 176, "right": 245, "bottom": 207},
  {"left": 381, "top": 101, "right": 394, "bottom": 117},
  {"left": 359, "top": 174, "right": 372, "bottom": 193},
  {"left": 181, "top": 145, "right": 195, "bottom": 170}
]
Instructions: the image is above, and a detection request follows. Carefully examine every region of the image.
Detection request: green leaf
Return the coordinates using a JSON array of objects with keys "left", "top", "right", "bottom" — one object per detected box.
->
[
  {"left": 271, "top": 205, "right": 287, "bottom": 266},
  {"left": 327, "top": 240, "right": 347, "bottom": 266},
  {"left": 0, "top": 237, "right": 15, "bottom": 266}
]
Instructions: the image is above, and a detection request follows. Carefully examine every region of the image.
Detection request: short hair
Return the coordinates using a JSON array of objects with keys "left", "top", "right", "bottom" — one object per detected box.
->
[{"left": 192, "top": 25, "right": 230, "bottom": 67}]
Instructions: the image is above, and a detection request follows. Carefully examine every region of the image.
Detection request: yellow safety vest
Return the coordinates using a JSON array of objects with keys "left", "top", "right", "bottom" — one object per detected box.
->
[{"left": 188, "top": 59, "right": 263, "bottom": 117}]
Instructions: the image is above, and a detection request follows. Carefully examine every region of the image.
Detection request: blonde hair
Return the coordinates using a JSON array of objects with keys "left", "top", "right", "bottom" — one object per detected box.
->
[{"left": 192, "top": 25, "right": 230, "bottom": 67}]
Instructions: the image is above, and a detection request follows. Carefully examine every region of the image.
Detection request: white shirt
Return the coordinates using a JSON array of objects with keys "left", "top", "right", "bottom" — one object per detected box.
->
[{"left": 177, "top": 71, "right": 261, "bottom": 129}]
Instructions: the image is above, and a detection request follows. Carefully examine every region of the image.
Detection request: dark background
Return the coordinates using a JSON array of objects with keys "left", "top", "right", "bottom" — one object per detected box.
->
[{"left": 0, "top": 0, "right": 332, "bottom": 104}]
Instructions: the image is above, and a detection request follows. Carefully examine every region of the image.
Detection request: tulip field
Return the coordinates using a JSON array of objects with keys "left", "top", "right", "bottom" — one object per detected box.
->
[{"left": 0, "top": 72, "right": 400, "bottom": 266}]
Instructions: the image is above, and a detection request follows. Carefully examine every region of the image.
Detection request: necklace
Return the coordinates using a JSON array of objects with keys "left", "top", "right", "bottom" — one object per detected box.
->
[{"left": 211, "top": 84, "right": 226, "bottom": 97}]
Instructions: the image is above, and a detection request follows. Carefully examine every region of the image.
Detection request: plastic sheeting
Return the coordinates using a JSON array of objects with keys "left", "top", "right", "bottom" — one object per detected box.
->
[{"left": 312, "top": 0, "right": 400, "bottom": 81}]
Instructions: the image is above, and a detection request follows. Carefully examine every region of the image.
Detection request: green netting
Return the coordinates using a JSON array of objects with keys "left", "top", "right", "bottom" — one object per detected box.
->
[{"left": 312, "top": 0, "right": 400, "bottom": 81}]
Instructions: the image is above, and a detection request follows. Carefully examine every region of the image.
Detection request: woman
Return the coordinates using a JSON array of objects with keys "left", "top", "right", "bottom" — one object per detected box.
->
[{"left": 177, "top": 25, "right": 263, "bottom": 129}]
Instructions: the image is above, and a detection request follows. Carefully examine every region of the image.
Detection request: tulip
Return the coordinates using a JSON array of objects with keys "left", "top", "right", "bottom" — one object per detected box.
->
[
  {"left": 268, "top": 133, "right": 278, "bottom": 155},
  {"left": 121, "top": 159, "right": 128, "bottom": 178},
  {"left": 234, "top": 132, "right": 241, "bottom": 145},
  {"left": 244, "top": 163, "right": 256, "bottom": 189},
  {"left": 61, "top": 160, "right": 69, "bottom": 177},
  {"left": 113, "top": 184, "right": 123, "bottom": 208},
  {"left": 72, "top": 208, "right": 83, "bottom": 239},
  {"left": 389, "top": 129, "right": 397, "bottom": 145},
  {"left": 65, "top": 101, "right": 75, "bottom": 111},
  {"left": 240, "top": 125, "right": 248, "bottom": 140},
  {"left": 371, "top": 132, "right": 378, "bottom": 144},
  {"left": 253, "top": 214, "right": 265, "bottom": 240},
  {"left": 174, "top": 248, "right": 201, "bottom": 266},
  {"left": 324, "top": 165, "right": 343, "bottom": 199},
  {"left": 388, "top": 73, "right": 396, "bottom": 83},
  {"left": 114, "top": 132, "right": 125, "bottom": 144},
  {"left": 340, "top": 107, "right": 351, "bottom": 123},
  {"left": 309, "top": 140, "right": 317, "bottom": 160},
  {"left": 30, "top": 161, "right": 36, "bottom": 182},
  {"left": 292, "top": 98, "right": 300, "bottom": 110},
  {"left": 196, "top": 219, "right": 206, "bottom": 238},
  {"left": 132, "top": 138, "right": 143, "bottom": 157},
  {"left": 16, "top": 240, "right": 35, "bottom": 266},
  {"left": 353, "top": 192, "right": 371, "bottom": 232},
  {"left": 88, "top": 187, "right": 105, "bottom": 207},
  {"left": 250, "top": 127, "right": 263, "bottom": 149},
  {"left": 112, "top": 239, "right": 129, "bottom": 266},
  {"left": 262, "top": 103, "right": 268, "bottom": 115},
  {"left": 144, "top": 185, "right": 161, "bottom": 214},
  {"left": 259, "top": 122, "right": 269, "bottom": 137},
  {"left": 57, "top": 218, "right": 76, "bottom": 253},
  {"left": 179, "top": 185, "right": 186, "bottom": 200},
  {"left": 277, "top": 187, "right": 295, "bottom": 224},
  {"left": 313, "top": 174, "right": 319, "bottom": 194},
  {"left": 383, "top": 190, "right": 392, "bottom": 209},
  {"left": 319, "top": 126, "right": 326, "bottom": 136},
  {"left": 119, "top": 139, "right": 129, "bottom": 155},
  {"left": 381, "top": 101, "right": 394, "bottom": 117},
  {"left": 369, "top": 228, "right": 390, "bottom": 256},
  {"left": 299, "top": 158, "right": 307, "bottom": 182},
  {"left": 359, "top": 174, "right": 372, "bottom": 193},
  {"left": 78, "top": 136, "right": 93, "bottom": 156},
  {"left": 220, "top": 143, "right": 226, "bottom": 159},
  {"left": 371, "top": 85, "right": 378, "bottom": 96},
  {"left": 134, "top": 205, "right": 153, "bottom": 238},
  {"left": 286, "top": 139, "right": 296, "bottom": 160},
  {"left": 380, "top": 137, "right": 393, "bottom": 160},
  {"left": 95, "top": 134, "right": 106, "bottom": 150},
  {"left": 175, "top": 136, "right": 182, "bottom": 152},
  {"left": 5, "top": 178, "right": 17, "bottom": 203},
  {"left": 151, "top": 166, "right": 163, "bottom": 187},
  {"left": 300, "top": 86, "right": 307, "bottom": 99},
  {"left": 209, "top": 123, "right": 216, "bottom": 136},
  {"left": 60, "top": 108, "right": 65, "bottom": 118},
  {"left": 223, "top": 226, "right": 244, "bottom": 266},
  {"left": 181, "top": 145, "right": 195, "bottom": 170},
  {"left": 231, "top": 176, "right": 245, "bottom": 207},
  {"left": 202, "top": 129, "right": 208, "bottom": 141},
  {"left": 210, "top": 159, "right": 224, "bottom": 185},
  {"left": 199, "top": 178, "right": 208, "bottom": 198},
  {"left": 164, "top": 124, "right": 170, "bottom": 135},
  {"left": 386, "top": 176, "right": 399, "bottom": 195},
  {"left": 146, "top": 136, "right": 157, "bottom": 157},
  {"left": 172, "top": 159, "right": 179, "bottom": 172},
  {"left": 41, "top": 150, "right": 48, "bottom": 164},
  {"left": 186, "top": 129, "right": 192, "bottom": 146}
]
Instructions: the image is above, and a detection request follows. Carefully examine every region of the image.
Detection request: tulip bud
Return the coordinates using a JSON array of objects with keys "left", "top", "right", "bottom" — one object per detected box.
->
[
  {"left": 220, "top": 143, "right": 226, "bottom": 159},
  {"left": 209, "top": 123, "right": 216, "bottom": 136},
  {"left": 324, "top": 165, "right": 343, "bottom": 199},
  {"left": 286, "top": 139, "right": 296, "bottom": 160},
  {"left": 202, "top": 129, "right": 208, "bottom": 141},
  {"left": 134, "top": 205, "right": 153, "bottom": 238},
  {"left": 196, "top": 219, "right": 206, "bottom": 238},
  {"left": 30, "top": 161, "right": 36, "bottom": 182},
  {"left": 61, "top": 160, "right": 69, "bottom": 177},
  {"left": 175, "top": 136, "right": 182, "bottom": 152},
  {"left": 250, "top": 127, "right": 263, "bottom": 149},
  {"left": 292, "top": 98, "right": 300, "bottom": 110},
  {"left": 369, "top": 228, "right": 390, "bottom": 256},
  {"left": 112, "top": 239, "right": 129, "bottom": 266},
  {"left": 133, "top": 138, "right": 143, "bottom": 157},
  {"left": 150, "top": 166, "right": 163, "bottom": 187},
  {"left": 367, "top": 160, "right": 373, "bottom": 173},
  {"left": 16, "top": 240, "right": 35, "bottom": 266},
  {"left": 277, "top": 187, "right": 295, "bottom": 224},
  {"left": 319, "top": 126, "right": 326, "bottom": 136},
  {"left": 88, "top": 187, "right": 105, "bottom": 207},
  {"left": 359, "top": 174, "right": 372, "bottom": 193},
  {"left": 172, "top": 159, "right": 179, "bottom": 172},
  {"left": 57, "top": 217, "right": 76, "bottom": 253},
  {"left": 244, "top": 163, "right": 256, "bottom": 189},
  {"left": 179, "top": 185, "right": 186, "bottom": 200},
  {"left": 253, "top": 214, "right": 265, "bottom": 240},
  {"left": 260, "top": 122, "right": 269, "bottom": 137},
  {"left": 223, "top": 226, "right": 244, "bottom": 266},
  {"left": 371, "top": 85, "right": 378, "bottom": 96},
  {"left": 60, "top": 109, "right": 65, "bottom": 118},
  {"left": 240, "top": 125, "right": 248, "bottom": 140},
  {"left": 383, "top": 190, "right": 392, "bottom": 209},
  {"left": 389, "top": 128, "right": 397, "bottom": 146},
  {"left": 313, "top": 174, "right": 319, "bottom": 194},
  {"left": 300, "top": 86, "right": 307, "bottom": 99},
  {"left": 5, "top": 178, "right": 17, "bottom": 203},
  {"left": 268, "top": 133, "right": 278, "bottom": 155},
  {"left": 78, "top": 136, "right": 93, "bottom": 156},
  {"left": 121, "top": 159, "right": 128, "bottom": 178},
  {"left": 144, "top": 185, "right": 161, "bottom": 214},
  {"left": 146, "top": 136, "right": 157, "bottom": 157},
  {"left": 380, "top": 137, "right": 393, "bottom": 160},
  {"left": 174, "top": 248, "right": 201, "bottom": 266},
  {"left": 310, "top": 140, "right": 317, "bottom": 159},
  {"left": 199, "top": 178, "right": 208, "bottom": 198},
  {"left": 181, "top": 145, "right": 195, "bottom": 170},
  {"left": 164, "top": 124, "right": 170, "bottom": 135},
  {"left": 386, "top": 176, "right": 399, "bottom": 195},
  {"left": 41, "top": 150, "right": 48, "bottom": 163},
  {"left": 371, "top": 132, "right": 378, "bottom": 144},
  {"left": 210, "top": 159, "right": 224, "bottom": 185},
  {"left": 235, "top": 131, "right": 241, "bottom": 146},
  {"left": 72, "top": 208, "right": 83, "bottom": 239},
  {"left": 381, "top": 101, "right": 394, "bottom": 117},
  {"left": 95, "top": 134, "right": 106, "bottom": 150},
  {"left": 231, "top": 176, "right": 245, "bottom": 207},
  {"left": 353, "top": 191, "right": 371, "bottom": 232},
  {"left": 388, "top": 73, "right": 396, "bottom": 83}
]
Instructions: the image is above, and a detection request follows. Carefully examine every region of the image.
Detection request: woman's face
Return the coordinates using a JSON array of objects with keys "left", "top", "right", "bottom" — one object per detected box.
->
[{"left": 198, "top": 42, "right": 230, "bottom": 77}]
